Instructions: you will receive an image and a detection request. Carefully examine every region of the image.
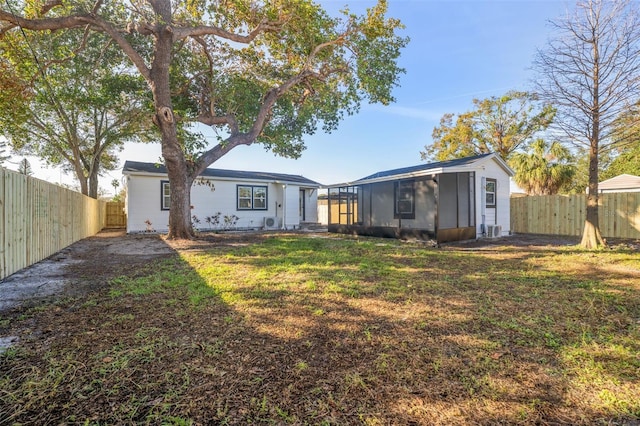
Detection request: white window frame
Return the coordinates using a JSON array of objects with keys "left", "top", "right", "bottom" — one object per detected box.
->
[
  {"left": 485, "top": 179, "right": 496, "bottom": 207},
  {"left": 161, "top": 180, "right": 170, "bottom": 211}
]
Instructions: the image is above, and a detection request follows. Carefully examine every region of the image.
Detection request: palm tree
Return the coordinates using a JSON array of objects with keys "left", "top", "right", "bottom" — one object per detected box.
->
[{"left": 510, "top": 139, "right": 575, "bottom": 195}]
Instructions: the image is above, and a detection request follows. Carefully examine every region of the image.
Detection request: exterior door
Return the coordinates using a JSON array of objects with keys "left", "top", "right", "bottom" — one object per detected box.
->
[
  {"left": 299, "top": 189, "right": 306, "bottom": 222},
  {"left": 298, "top": 189, "right": 307, "bottom": 222}
]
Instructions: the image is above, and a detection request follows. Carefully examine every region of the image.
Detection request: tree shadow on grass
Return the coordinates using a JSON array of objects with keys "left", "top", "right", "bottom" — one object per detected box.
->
[{"left": 0, "top": 232, "right": 638, "bottom": 425}]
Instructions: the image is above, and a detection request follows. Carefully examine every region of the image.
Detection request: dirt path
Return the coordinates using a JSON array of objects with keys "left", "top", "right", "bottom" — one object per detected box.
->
[
  {"left": 0, "top": 230, "right": 176, "bottom": 313},
  {"left": 0, "top": 230, "right": 176, "bottom": 353}
]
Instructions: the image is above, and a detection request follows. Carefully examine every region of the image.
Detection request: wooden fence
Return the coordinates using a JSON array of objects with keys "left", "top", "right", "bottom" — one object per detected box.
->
[
  {"left": 511, "top": 193, "right": 640, "bottom": 239},
  {"left": 0, "top": 167, "right": 106, "bottom": 280},
  {"left": 105, "top": 201, "right": 126, "bottom": 228}
]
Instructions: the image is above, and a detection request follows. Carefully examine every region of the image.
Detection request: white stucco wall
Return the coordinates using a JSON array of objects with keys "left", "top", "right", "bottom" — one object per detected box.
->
[
  {"left": 125, "top": 174, "right": 317, "bottom": 233},
  {"left": 284, "top": 185, "right": 299, "bottom": 228},
  {"left": 125, "top": 175, "right": 170, "bottom": 233},
  {"left": 302, "top": 188, "right": 319, "bottom": 223},
  {"left": 474, "top": 158, "right": 511, "bottom": 237}
]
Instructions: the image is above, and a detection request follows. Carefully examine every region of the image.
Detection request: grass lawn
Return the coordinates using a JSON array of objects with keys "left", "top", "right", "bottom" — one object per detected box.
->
[{"left": 1, "top": 233, "right": 639, "bottom": 425}]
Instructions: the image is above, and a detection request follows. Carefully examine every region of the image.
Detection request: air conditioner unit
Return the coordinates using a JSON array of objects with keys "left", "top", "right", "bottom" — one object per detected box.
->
[
  {"left": 486, "top": 225, "right": 502, "bottom": 238},
  {"left": 264, "top": 216, "right": 279, "bottom": 230}
]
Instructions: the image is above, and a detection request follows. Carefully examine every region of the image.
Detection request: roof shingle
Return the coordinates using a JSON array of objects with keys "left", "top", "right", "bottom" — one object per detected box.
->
[{"left": 122, "top": 160, "right": 321, "bottom": 186}]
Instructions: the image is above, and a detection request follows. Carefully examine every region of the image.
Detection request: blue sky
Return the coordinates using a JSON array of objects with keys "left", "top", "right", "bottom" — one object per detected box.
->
[{"left": 7, "top": 0, "right": 572, "bottom": 194}]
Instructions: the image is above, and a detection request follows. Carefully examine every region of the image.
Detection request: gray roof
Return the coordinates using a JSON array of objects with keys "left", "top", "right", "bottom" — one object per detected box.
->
[
  {"left": 357, "top": 153, "right": 494, "bottom": 181},
  {"left": 122, "top": 160, "right": 321, "bottom": 187},
  {"left": 598, "top": 174, "right": 640, "bottom": 191}
]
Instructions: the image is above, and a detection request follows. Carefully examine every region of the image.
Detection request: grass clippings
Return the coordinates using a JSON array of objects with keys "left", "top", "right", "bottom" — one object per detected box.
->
[{"left": 1, "top": 233, "right": 639, "bottom": 425}]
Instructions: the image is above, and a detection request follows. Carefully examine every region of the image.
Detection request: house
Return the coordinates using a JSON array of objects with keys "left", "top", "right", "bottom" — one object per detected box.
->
[
  {"left": 598, "top": 174, "right": 640, "bottom": 193},
  {"left": 325, "top": 153, "right": 514, "bottom": 243},
  {"left": 122, "top": 161, "right": 321, "bottom": 233}
]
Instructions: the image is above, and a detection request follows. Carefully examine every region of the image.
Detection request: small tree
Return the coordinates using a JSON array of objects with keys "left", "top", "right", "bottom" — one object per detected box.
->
[
  {"left": 111, "top": 179, "right": 120, "bottom": 197},
  {"left": 0, "top": 138, "right": 9, "bottom": 165},
  {"left": 533, "top": 0, "right": 640, "bottom": 248}
]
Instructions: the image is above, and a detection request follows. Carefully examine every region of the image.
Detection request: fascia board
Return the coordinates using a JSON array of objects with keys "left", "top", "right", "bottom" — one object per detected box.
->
[{"left": 123, "top": 170, "right": 319, "bottom": 187}]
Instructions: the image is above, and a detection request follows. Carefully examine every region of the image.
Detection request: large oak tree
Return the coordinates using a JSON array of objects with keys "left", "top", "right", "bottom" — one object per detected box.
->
[
  {"left": 533, "top": 0, "right": 640, "bottom": 249},
  {"left": 0, "top": 0, "right": 407, "bottom": 238}
]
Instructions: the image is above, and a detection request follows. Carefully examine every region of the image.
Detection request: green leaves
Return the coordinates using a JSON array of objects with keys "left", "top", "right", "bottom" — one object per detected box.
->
[
  {"left": 0, "top": 27, "right": 156, "bottom": 197},
  {"left": 0, "top": 0, "right": 408, "bottom": 235},
  {"left": 170, "top": 0, "right": 406, "bottom": 160},
  {"left": 510, "top": 138, "right": 576, "bottom": 195},
  {"left": 423, "top": 91, "right": 556, "bottom": 162}
]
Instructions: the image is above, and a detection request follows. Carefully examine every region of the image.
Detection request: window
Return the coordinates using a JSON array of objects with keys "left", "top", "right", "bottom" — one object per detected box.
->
[
  {"left": 485, "top": 179, "right": 496, "bottom": 207},
  {"left": 161, "top": 180, "right": 170, "bottom": 210},
  {"left": 394, "top": 180, "right": 415, "bottom": 219},
  {"left": 237, "top": 185, "right": 268, "bottom": 210}
]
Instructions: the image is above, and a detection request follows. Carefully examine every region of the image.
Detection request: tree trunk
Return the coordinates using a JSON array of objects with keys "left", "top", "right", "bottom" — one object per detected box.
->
[
  {"left": 88, "top": 171, "right": 99, "bottom": 199},
  {"left": 580, "top": 144, "right": 606, "bottom": 249},
  {"left": 77, "top": 174, "right": 88, "bottom": 197},
  {"left": 150, "top": 12, "right": 195, "bottom": 239},
  {"left": 165, "top": 161, "right": 194, "bottom": 239}
]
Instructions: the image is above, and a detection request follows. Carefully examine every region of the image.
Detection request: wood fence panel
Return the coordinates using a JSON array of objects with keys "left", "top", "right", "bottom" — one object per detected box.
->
[
  {"left": 511, "top": 193, "right": 640, "bottom": 239},
  {"left": 0, "top": 169, "right": 5, "bottom": 278},
  {"left": 0, "top": 167, "right": 107, "bottom": 280},
  {"left": 106, "top": 201, "right": 126, "bottom": 228}
]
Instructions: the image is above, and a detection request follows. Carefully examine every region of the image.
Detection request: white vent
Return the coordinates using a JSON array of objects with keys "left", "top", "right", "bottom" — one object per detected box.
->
[
  {"left": 264, "top": 216, "right": 279, "bottom": 229},
  {"left": 486, "top": 225, "right": 502, "bottom": 238}
]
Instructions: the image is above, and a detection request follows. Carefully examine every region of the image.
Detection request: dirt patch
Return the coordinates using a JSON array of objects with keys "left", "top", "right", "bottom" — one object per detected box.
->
[
  {"left": 0, "top": 230, "right": 175, "bottom": 313},
  {"left": 443, "top": 233, "right": 640, "bottom": 251}
]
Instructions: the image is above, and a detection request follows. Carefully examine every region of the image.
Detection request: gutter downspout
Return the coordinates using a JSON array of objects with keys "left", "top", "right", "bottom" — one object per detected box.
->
[
  {"left": 282, "top": 184, "right": 287, "bottom": 230},
  {"left": 481, "top": 176, "right": 486, "bottom": 236}
]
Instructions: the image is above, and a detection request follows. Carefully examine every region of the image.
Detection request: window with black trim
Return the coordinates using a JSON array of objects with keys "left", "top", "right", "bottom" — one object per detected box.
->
[
  {"left": 394, "top": 180, "right": 415, "bottom": 219},
  {"left": 161, "top": 180, "right": 170, "bottom": 210},
  {"left": 237, "top": 185, "right": 268, "bottom": 210},
  {"left": 485, "top": 179, "right": 496, "bottom": 207}
]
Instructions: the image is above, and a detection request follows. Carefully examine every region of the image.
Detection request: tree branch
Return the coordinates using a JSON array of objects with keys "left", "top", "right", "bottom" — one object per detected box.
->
[
  {"left": 0, "top": 8, "right": 152, "bottom": 81},
  {"left": 173, "top": 18, "right": 282, "bottom": 42}
]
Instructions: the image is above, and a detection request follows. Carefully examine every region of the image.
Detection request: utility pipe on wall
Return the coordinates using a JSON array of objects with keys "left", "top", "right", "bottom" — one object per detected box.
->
[{"left": 282, "top": 184, "right": 287, "bottom": 230}]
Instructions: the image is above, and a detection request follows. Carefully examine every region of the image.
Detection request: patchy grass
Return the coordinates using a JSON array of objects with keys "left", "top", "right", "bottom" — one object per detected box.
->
[{"left": 1, "top": 234, "right": 639, "bottom": 425}]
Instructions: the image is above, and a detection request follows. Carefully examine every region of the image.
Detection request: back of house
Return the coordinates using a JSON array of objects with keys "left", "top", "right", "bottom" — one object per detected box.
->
[{"left": 122, "top": 161, "right": 321, "bottom": 233}]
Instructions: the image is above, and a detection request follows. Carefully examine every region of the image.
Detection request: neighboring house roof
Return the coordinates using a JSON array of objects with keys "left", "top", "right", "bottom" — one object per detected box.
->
[
  {"left": 328, "top": 153, "right": 514, "bottom": 187},
  {"left": 122, "top": 160, "right": 321, "bottom": 187},
  {"left": 598, "top": 174, "right": 640, "bottom": 192}
]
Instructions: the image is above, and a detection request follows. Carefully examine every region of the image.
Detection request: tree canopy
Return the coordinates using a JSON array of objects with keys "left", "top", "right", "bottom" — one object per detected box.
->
[
  {"left": 0, "top": 25, "right": 156, "bottom": 198},
  {"left": 601, "top": 101, "right": 640, "bottom": 179},
  {"left": 0, "top": 0, "right": 407, "bottom": 237},
  {"left": 421, "top": 91, "right": 555, "bottom": 162},
  {"left": 510, "top": 138, "right": 575, "bottom": 195}
]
